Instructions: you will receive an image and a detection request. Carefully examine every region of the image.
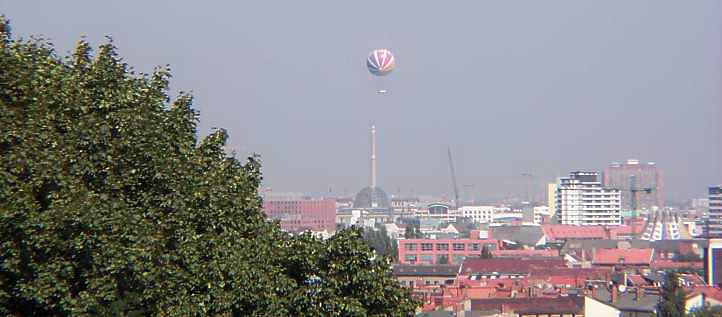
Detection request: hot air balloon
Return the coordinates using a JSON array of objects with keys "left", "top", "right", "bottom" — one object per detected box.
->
[
  {"left": 367, "top": 49, "right": 395, "bottom": 76},
  {"left": 367, "top": 49, "right": 395, "bottom": 94}
]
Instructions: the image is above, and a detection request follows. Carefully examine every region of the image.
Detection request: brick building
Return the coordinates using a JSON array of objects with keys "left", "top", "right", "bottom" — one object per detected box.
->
[
  {"left": 263, "top": 198, "right": 335, "bottom": 233},
  {"left": 398, "top": 238, "right": 500, "bottom": 265}
]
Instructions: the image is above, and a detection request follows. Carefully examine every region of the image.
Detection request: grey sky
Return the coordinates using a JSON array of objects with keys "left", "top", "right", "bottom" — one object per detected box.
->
[{"left": 4, "top": 1, "right": 720, "bottom": 202}]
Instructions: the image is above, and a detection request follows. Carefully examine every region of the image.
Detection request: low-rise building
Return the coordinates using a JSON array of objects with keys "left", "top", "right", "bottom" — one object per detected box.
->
[
  {"left": 685, "top": 286, "right": 722, "bottom": 314},
  {"left": 592, "top": 248, "right": 655, "bottom": 268},
  {"left": 263, "top": 198, "right": 336, "bottom": 233},
  {"left": 584, "top": 286, "right": 660, "bottom": 317},
  {"left": 392, "top": 264, "right": 459, "bottom": 288},
  {"left": 398, "top": 238, "right": 500, "bottom": 265}
]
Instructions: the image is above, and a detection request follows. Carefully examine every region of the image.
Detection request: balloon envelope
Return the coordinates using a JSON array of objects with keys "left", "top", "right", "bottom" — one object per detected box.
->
[{"left": 367, "top": 49, "right": 395, "bottom": 76}]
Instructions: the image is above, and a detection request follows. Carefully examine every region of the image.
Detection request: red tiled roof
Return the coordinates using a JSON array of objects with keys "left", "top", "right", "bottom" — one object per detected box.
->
[
  {"left": 470, "top": 297, "right": 583, "bottom": 314},
  {"left": 628, "top": 275, "right": 650, "bottom": 286},
  {"left": 687, "top": 286, "right": 722, "bottom": 302},
  {"left": 491, "top": 249, "right": 559, "bottom": 258},
  {"left": 651, "top": 260, "right": 703, "bottom": 269},
  {"left": 593, "top": 248, "right": 654, "bottom": 265},
  {"left": 460, "top": 258, "right": 566, "bottom": 274},
  {"left": 543, "top": 225, "right": 609, "bottom": 241}
]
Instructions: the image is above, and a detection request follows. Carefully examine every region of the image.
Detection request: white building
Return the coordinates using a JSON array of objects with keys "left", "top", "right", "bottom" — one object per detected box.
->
[
  {"left": 459, "top": 205, "right": 495, "bottom": 223},
  {"left": 556, "top": 171, "right": 622, "bottom": 226},
  {"left": 533, "top": 206, "right": 553, "bottom": 224}
]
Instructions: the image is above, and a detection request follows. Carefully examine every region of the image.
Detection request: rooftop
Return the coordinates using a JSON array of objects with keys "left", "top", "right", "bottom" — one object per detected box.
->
[
  {"left": 543, "top": 224, "right": 610, "bottom": 241},
  {"left": 460, "top": 258, "right": 566, "bottom": 275},
  {"left": 491, "top": 249, "right": 559, "bottom": 258},
  {"left": 593, "top": 248, "right": 654, "bottom": 265},
  {"left": 489, "top": 225, "right": 545, "bottom": 246},
  {"left": 393, "top": 264, "right": 460, "bottom": 277},
  {"left": 588, "top": 287, "right": 660, "bottom": 312},
  {"left": 470, "top": 296, "right": 584, "bottom": 314}
]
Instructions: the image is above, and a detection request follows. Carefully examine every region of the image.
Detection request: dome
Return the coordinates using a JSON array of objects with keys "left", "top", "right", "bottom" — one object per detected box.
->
[{"left": 353, "top": 186, "right": 391, "bottom": 209}]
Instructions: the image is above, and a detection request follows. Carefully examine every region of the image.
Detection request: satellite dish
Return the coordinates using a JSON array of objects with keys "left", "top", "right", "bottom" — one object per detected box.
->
[{"left": 618, "top": 285, "right": 627, "bottom": 293}]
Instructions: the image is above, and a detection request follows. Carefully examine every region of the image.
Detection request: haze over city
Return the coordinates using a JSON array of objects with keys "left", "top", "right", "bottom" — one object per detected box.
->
[{"left": 5, "top": 1, "right": 720, "bottom": 202}]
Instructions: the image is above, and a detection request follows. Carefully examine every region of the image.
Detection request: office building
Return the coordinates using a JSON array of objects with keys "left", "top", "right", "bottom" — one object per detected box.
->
[
  {"left": 556, "top": 171, "right": 622, "bottom": 226},
  {"left": 707, "top": 186, "right": 722, "bottom": 238},
  {"left": 604, "top": 159, "right": 664, "bottom": 211}
]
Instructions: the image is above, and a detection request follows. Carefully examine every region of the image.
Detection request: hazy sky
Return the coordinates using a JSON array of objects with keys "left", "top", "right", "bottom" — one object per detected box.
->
[{"left": 4, "top": 1, "right": 721, "bottom": 202}]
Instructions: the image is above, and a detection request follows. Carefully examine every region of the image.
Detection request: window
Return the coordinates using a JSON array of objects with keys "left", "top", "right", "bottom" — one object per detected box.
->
[
  {"left": 404, "top": 243, "right": 417, "bottom": 251},
  {"left": 404, "top": 255, "right": 417, "bottom": 263},
  {"left": 421, "top": 243, "right": 433, "bottom": 251},
  {"left": 452, "top": 255, "right": 466, "bottom": 264},
  {"left": 469, "top": 243, "right": 481, "bottom": 251},
  {"left": 436, "top": 243, "right": 449, "bottom": 251},
  {"left": 420, "top": 255, "right": 433, "bottom": 263},
  {"left": 453, "top": 243, "right": 465, "bottom": 251}
]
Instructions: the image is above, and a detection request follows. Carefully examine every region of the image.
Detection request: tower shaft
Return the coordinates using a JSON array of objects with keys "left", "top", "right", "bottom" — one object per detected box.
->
[{"left": 371, "top": 125, "right": 377, "bottom": 189}]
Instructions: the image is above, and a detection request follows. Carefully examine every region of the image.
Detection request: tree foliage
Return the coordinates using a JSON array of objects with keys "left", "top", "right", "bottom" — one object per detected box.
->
[
  {"left": 403, "top": 223, "right": 423, "bottom": 239},
  {"left": 363, "top": 225, "right": 398, "bottom": 261},
  {"left": 657, "top": 273, "right": 686, "bottom": 317},
  {"left": 0, "top": 18, "right": 418, "bottom": 316},
  {"left": 480, "top": 246, "right": 493, "bottom": 259}
]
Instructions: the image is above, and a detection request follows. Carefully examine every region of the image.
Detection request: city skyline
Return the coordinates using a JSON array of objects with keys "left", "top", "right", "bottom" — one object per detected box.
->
[{"left": 5, "top": 1, "right": 720, "bottom": 201}]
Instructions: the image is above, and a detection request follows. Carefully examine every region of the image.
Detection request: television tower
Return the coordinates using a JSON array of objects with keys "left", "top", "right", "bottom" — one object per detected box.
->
[{"left": 370, "top": 124, "right": 377, "bottom": 189}]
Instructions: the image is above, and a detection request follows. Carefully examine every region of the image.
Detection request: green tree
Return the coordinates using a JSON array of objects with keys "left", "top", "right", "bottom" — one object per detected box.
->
[
  {"left": 657, "top": 273, "right": 686, "bottom": 317},
  {"left": 0, "top": 18, "right": 418, "bottom": 316},
  {"left": 480, "top": 246, "right": 493, "bottom": 259},
  {"left": 362, "top": 225, "right": 398, "bottom": 261}
]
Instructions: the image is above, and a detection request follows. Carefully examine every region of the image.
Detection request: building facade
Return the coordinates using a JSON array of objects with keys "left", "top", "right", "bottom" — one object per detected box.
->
[
  {"left": 263, "top": 198, "right": 336, "bottom": 233},
  {"left": 604, "top": 159, "right": 664, "bottom": 211},
  {"left": 704, "top": 239, "right": 722, "bottom": 287},
  {"left": 397, "top": 238, "right": 499, "bottom": 265},
  {"left": 459, "top": 206, "right": 495, "bottom": 223},
  {"left": 556, "top": 171, "right": 622, "bottom": 226},
  {"left": 707, "top": 186, "right": 722, "bottom": 238}
]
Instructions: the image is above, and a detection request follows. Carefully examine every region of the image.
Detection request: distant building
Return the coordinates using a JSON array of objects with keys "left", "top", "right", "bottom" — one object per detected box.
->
[
  {"left": 397, "top": 238, "right": 499, "bottom": 265},
  {"left": 547, "top": 183, "right": 558, "bottom": 217},
  {"left": 707, "top": 186, "right": 722, "bottom": 238},
  {"left": 556, "top": 171, "right": 622, "bottom": 226},
  {"left": 604, "top": 159, "right": 664, "bottom": 211},
  {"left": 459, "top": 205, "right": 496, "bottom": 223},
  {"left": 704, "top": 239, "right": 722, "bottom": 287},
  {"left": 263, "top": 198, "right": 336, "bottom": 233},
  {"left": 533, "top": 205, "right": 553, "bottom": 224},
  {"left": 640, "top": 209, "right": 689, "bottom": 241},
  {"left": 390, "top": 197, "right": 419, "bottom": 213}
]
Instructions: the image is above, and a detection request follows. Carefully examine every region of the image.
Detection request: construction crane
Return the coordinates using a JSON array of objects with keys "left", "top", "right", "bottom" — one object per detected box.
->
[
  {"left": 628, "top": 175, "right": 656, "bottom": 212},
  {"left": 447, "top": 147, "right": 460, "bottom": 209}
]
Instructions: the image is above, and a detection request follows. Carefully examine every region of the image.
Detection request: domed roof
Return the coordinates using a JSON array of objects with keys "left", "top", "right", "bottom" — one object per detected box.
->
[{"left": 353, "top": 186, "right": 390, "bottom": 209}]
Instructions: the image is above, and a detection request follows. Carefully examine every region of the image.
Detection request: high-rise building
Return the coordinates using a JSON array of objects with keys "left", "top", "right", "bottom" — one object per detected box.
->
[
  {"left": 555, "top": 171, "right": 622, "bottom": 226},
  {"left": 604, "top": 159, "right": 664, "bottom": 211},
  {"left": 706, "top": 185, "right": 722, "bottom": 238},
  {"left": 704, "top": 239, "right": 722, "bottom": 287},
  {"left": 547, "top": 183, "right": 557, "bottom": 218},
  {"left": 263, "top": 198, "right": 336, "bottom": 233}
]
